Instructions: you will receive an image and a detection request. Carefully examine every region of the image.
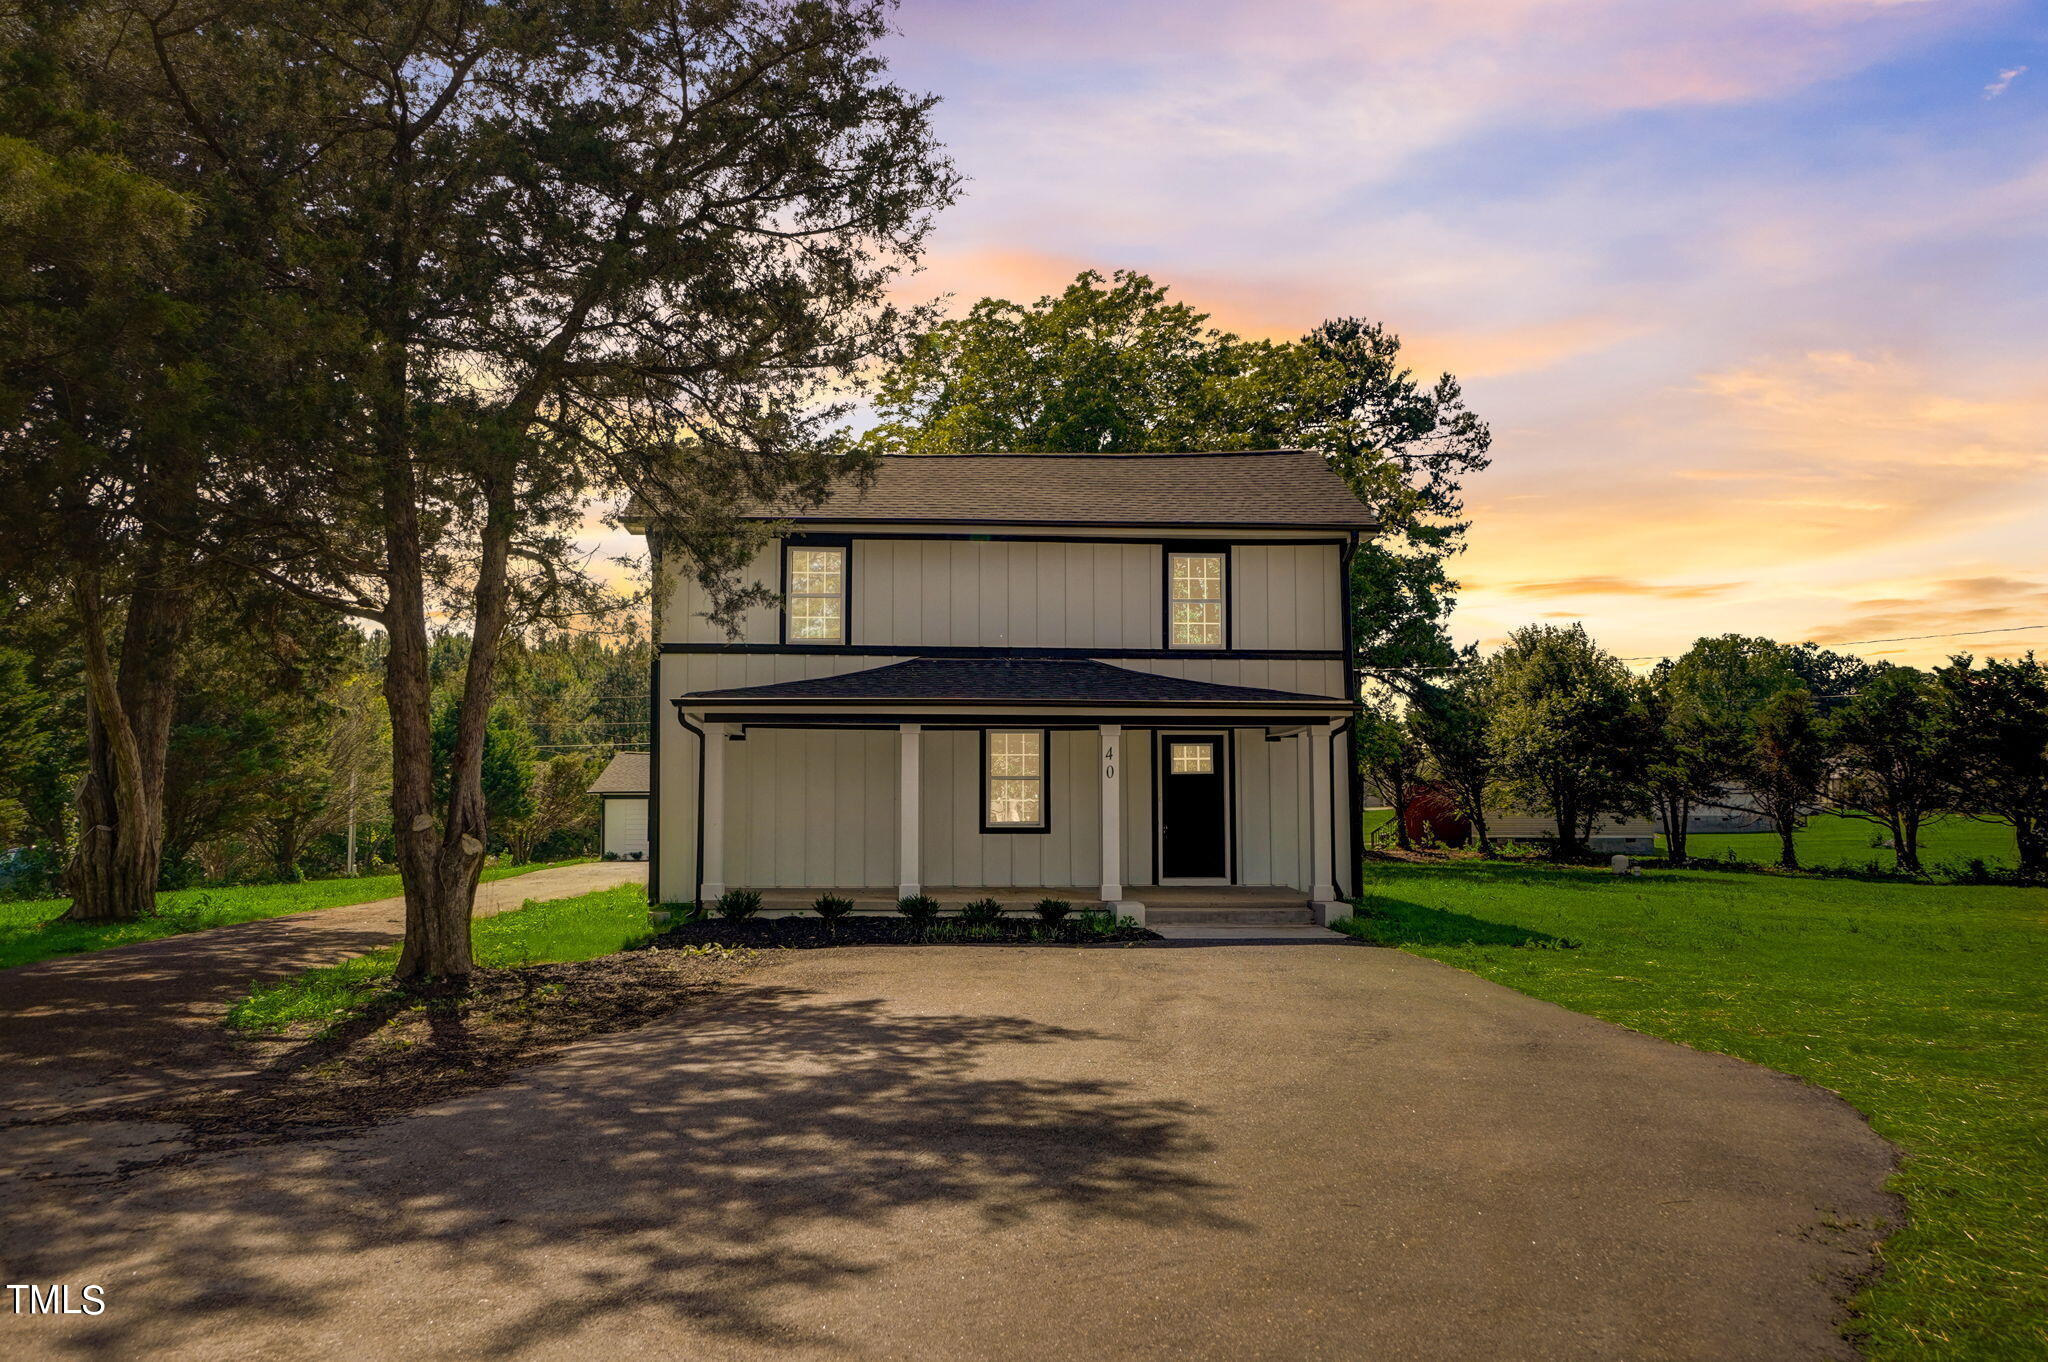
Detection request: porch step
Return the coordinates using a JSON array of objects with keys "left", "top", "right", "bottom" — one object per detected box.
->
[{"left": 1145, "top": 905, "right": 1314, "bottom": 925}]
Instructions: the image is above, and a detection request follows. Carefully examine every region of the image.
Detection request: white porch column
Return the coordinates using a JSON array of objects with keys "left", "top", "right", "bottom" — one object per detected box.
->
[
  {"left": 1098, "top": 724, "right": 1123, "bottom": 903},
  {"left": 1309, "top": 721, "right": 1337, "bottom": 903},
  {"left": 700, "top": 721, "right": 727, "bottom": 902},
  {"left": 897, "top": 723, "right": 922, "bottom": 898}
]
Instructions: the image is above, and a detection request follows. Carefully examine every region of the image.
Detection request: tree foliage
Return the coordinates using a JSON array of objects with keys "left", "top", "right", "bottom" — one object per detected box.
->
[
  {"left": 861, "top": 269, "right": 1490, "bottom": 678},
  {"left": 1828, "top": 666, "right": 1952, "bottom": 874},
  {"left": 1745, "top": 688, "right": 1827, "bottom": 870},
  {"left": 25, "top": 0, "right": 956, "bottom": 975},
  {"left": 1481, "top": 624, "right": 1644, "bottom": 857},
  {"left": 1934, "top": 654, "right": 2048, "bottom": 877},
  {"left": 1408, "top": 669, "right": 1496, "bottom": 852}
]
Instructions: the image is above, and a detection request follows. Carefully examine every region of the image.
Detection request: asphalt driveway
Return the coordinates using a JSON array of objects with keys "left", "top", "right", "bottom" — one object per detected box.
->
[
  {"left": 2, "top": 941, "right": 1898, "bottom": 1361},
  {"left": 0, "top": 861, "right": 645, "bottom": 1123}
]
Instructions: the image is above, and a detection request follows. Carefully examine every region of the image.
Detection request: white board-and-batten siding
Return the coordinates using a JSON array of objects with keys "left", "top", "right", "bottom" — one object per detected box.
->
[
  {"left": 647, "top": 530, "right": 1350, "bottom": 903},
  {"left": 659, "top": 537, "right": 1342, "bottom": 658},
  {"left": 654, "top": 719, "right": 1174, "bottom": 894},
  {"left": 651, "top": 702, "right": 1328, "bottom": 900}
]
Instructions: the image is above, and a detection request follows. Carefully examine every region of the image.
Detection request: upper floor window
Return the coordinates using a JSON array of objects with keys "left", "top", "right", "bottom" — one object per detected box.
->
[
  {"left": 784, "top": 543, "right": 846, "bottom": 643},
  {"left": 1167, "top": 548, "right": 1227, "bottom": 649}
]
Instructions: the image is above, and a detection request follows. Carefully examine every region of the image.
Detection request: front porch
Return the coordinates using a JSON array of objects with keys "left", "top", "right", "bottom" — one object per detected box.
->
[{"left": 667, "top": 656, "right": 1362, "bottom": 922}]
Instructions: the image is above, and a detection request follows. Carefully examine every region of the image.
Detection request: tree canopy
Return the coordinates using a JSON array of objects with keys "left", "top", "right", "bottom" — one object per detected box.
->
[{"left": 861, "top": 269, "right": 1491, "bottom": 678}]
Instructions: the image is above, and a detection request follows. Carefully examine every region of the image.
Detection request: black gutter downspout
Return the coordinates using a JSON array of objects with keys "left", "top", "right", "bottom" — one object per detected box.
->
[
  {"left": 1339, "top": 530, "right": 1365, "bottom": 902},
  {"left": 647, "top": 650, "right": 662, "bottom": 906},
  {"left": 675, "top": 710, "right": 707, "bottom": 911}
]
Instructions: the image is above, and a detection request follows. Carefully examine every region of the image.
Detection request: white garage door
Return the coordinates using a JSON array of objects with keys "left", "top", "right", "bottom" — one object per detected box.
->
[{"left": 604, "top": 798, "right": 649, "bottom": 860}]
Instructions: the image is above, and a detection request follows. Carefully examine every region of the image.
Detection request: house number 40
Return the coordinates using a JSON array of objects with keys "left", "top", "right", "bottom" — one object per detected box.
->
[{"left": 1103, "top": 745, "right": 1115, "bottom": 779}]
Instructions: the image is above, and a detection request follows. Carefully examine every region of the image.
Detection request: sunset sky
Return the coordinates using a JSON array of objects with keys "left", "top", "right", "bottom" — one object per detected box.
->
[
  {"left": 885, "top": 0, "right": 2048, "bottom": 669},
  {"left": 594, "top": 0, "right": 2048, "bottom": 669}
]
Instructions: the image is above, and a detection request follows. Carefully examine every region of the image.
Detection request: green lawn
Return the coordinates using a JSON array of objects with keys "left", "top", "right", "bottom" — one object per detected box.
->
[
  {"left": 227, "top": 882, "right": 658, "bottom": 1034},
  {"left": 1679, "top": 811, "right": 2019, "bottom": 874},
  {"left": 1364, "top": 805, "right": 2020, "bottom": 873},
  {"left": 1336, "top": 859, "right": 2047, "bottom": 1361},
  {"left": 0, "top": 859, "right": 588, "bottom": 970}
]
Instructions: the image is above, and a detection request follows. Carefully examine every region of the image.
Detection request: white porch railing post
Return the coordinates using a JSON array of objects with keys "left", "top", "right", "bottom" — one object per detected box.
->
[
  {"left": 1099, "top": 724, "right": 1123, "bottom": 903},
  {"left": 898, "top": 723, "right": 922, "bottom": 898},
  {"left": 700, "top": 721, "right": 727, "bottom": 903},
  {"left": 1309, "top": 721, "right": 1337, "bottom": 902}
]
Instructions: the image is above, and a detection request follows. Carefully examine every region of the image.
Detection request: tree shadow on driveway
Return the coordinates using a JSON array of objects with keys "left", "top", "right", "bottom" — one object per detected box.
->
[{"left": 6, "top": 979, "right": 1245, "bottom": 1359}]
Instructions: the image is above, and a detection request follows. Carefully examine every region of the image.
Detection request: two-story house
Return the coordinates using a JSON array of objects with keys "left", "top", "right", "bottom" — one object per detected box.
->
[{"left": 632, "top": 450, "right": 1374, "bottom": 925}]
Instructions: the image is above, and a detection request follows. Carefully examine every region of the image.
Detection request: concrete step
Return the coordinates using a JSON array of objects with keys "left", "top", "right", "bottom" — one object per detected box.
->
[{"left": 1145, "top": 906, "right": 1314, "bottom": 925}]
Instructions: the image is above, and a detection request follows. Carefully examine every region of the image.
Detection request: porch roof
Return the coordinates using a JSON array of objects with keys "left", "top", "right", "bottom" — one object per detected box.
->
[{"left": 682, "top": 656, "right": 1347, "bottom": 708}]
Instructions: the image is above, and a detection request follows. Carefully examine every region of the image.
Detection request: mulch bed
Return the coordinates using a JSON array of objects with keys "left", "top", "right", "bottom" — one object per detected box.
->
[
  {"left": 26, "top": 947, "right": 757, "bottom": 1171},
  {"left": 650, "top": 915, "right": 1160, "bottom": 949}
]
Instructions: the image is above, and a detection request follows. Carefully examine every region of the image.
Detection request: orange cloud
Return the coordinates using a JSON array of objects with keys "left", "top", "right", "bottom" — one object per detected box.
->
[{"left": 1498, "top": 575, "right": 1744, "bottom": 599}]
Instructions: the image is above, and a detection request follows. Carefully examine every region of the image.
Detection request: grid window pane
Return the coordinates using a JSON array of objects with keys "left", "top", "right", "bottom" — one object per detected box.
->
[
  {"left": 1168, "top": 552, "right": 1225, "bottom": 648},
  {"left": 1171, "top": 555, "right": 1223, "bottom": 599},
  {"left": 1170, "top": 742, "right": 1215, "bottom": 775},
  {"left": 987, "top": 781, "right": 1042, "bottom": 827},
  {"left": 787, "top": 596, "right": 842, "bottom": 640},
  {"left": 985, "top": 731, "right": 1044, "bottom": 826},
  {"left": 1171, "top": 600, "right": 1223, "bottom": 648},
  {"left": 785, "top": 546, "right": 845, "bottom": 643}
]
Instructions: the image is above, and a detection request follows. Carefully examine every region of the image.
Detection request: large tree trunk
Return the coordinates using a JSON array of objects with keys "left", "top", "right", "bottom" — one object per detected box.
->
[
  {"left": 1774, "top": 813, "right": 1799, "bottom": 870},
  {"left": 62, "top": 539, "right": 191, "bottom": 922},
  {"left": 386, "top": 466, "right": 518, "bottom": 983},
  {"left": 2013, "top": 817, "right": 2044, "bottom": 879},
  {"left": 1658, "top": 792, "right": 1690, "bottom": 865},
  {"left": 1895, "top": 813, "right": 1922, "bottom": 875},
  {"left": 1552, "top": 789, "right": 1582, "bottom": 860}
]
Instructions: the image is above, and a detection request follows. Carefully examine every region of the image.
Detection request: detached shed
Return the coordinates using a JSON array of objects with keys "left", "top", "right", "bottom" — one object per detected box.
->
[{"left": 588, "top": 751, "right": 650, "bottom": 861}]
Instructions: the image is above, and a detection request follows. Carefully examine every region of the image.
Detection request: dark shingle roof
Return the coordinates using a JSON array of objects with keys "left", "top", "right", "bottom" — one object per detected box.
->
[
  {"left": 631, "top": 451, "right": 1376, "bottom": 530},
  {"left": 686, "top": 657, "right": 1348, "bottom": 707},
  {"left": 586, "top": 751, "right": 649, "bottom": 796}
]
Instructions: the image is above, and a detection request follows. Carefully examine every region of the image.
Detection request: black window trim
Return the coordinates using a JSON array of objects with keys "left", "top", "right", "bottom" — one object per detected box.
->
[
  {"left": 1163, "top": 541, "right": 1232, "bottom": 651},
  {"left": 778, "top": 533, "right": 853, "bottom": 647},
  {"left": 979, "top": 726, "right": 1052, "bottom": 834}
]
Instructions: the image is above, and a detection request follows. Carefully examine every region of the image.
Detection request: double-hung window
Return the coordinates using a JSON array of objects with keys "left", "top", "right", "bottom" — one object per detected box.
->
[
  {"left": 983, "top": 729, "right": 1048, "bottom": 832},
  {"left": 1167, "top": 548, "right": 1227, "bottom": 649},
  {"left": 784, "top": 543, "right": 846, "bottom": 644}
]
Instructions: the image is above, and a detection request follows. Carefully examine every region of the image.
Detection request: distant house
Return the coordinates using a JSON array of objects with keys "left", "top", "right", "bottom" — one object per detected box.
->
[
  {"left": 1484, "top": 811, "right": 1658, "bottom": 856},
  {"left": 587, "top": 751, "right": 650, "bottom": 860},
  {"left": 1683, "top": 789, "right": 1775, "bottom": 835}
]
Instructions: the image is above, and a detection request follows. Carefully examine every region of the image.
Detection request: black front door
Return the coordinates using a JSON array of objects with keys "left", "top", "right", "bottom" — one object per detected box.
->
[{"left": 1160, "top": 736, "right": 1228, "bottom": 880}]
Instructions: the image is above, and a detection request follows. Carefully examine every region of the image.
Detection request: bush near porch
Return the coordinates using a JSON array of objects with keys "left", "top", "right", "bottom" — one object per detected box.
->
[{"left": 1335, "top": 859, "right": 2047, "bottom": 1362}]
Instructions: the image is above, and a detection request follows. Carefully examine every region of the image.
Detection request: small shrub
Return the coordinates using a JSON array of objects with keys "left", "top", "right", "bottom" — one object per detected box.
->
[
  {"left": 1034, "top": 897, "right": 1073, "bottom": 925},
  {"left": 813, "top": 893, "right": 855, "bottom": 929},
  {"left": 959, "top": 897, "right": 1005, "bottom": 927},
  {"left": 715, "top": 888, "right": 764, "bottom": 921},
  {"left": 1075, "top": 907, "right": 1120, "bottom": 936},
  {"left": 897, "top": 893, "right": 940, "bottom": 935}
]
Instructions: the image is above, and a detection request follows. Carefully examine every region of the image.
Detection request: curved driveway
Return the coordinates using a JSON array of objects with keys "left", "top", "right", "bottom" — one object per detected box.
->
[
  {"left": 0, "top": 861, "right": 646, "bottom": 1121},
  {"left": 4, "top": 939, "right": 1897, "bottom": 1361}
]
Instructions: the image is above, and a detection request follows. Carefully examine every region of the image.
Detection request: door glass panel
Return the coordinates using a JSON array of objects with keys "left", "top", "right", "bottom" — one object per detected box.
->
[{"left": 1169, "top": 742, "right": 1215, "bottom": 775}]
